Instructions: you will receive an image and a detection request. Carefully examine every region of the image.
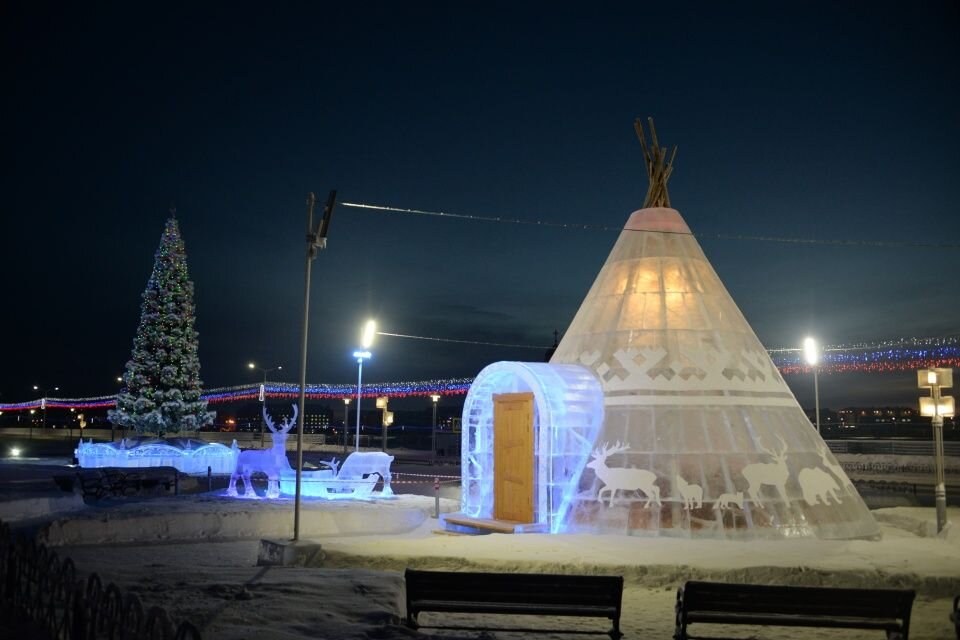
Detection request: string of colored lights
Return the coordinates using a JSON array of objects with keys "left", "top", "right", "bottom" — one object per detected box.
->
[
  {"left": 340, "top": 201, "right": 960, "bottom": 249},
  {"left": 2, "top": 339, "right": 958, "bottom": 412}
]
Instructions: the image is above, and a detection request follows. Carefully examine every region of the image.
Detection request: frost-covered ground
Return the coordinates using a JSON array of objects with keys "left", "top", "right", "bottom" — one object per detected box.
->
[
  {"left": 3, "top": 457, "right": 960, "bottom": 639},
  {"left": 26, "top": 494, "right": 960, "bottom": 639}
]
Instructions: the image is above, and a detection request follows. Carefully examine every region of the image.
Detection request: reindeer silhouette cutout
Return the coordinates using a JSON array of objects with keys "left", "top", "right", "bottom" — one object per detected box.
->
[
  {"left": 798, "top": 467, "right": 843, "bottom": 506},
  {"left": 815, "top": 440, "right": 854, "bottom": 493},
  {"left": 675, "top": 475, "right": 703, "bottom": 510},
  {"left": 713, "top": 491, "right": 744, "bottom": 510},
  {"left": 587, "top": 442, "right": 661, "bottom": 508},
  {"left": 227, "top": 404, "right": 297, "bottom": 498},
  {"left": 741, "top": 434, "right": 790, "bottom": 507}
]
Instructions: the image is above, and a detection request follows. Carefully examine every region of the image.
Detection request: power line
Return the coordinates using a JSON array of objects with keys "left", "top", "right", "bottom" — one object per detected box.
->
[
  {"left": 376, "top": 331, "right": 546, "bottom": 350},
  {"left": 341, "top": 201, "right": 960, "bottom": 249}
]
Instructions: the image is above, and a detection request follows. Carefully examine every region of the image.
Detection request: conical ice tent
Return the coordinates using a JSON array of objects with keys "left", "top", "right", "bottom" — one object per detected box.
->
[{"left": 549, "top": 119, "right": 879, "bottom": 540}]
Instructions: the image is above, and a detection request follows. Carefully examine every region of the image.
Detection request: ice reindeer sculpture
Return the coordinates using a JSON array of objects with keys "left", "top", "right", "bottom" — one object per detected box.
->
[
  {"left": 228, "top": 405, "right": 297, "bottom": 498},
  {"left": 226, "top": 403, "right": 395, "bottom": 500}
]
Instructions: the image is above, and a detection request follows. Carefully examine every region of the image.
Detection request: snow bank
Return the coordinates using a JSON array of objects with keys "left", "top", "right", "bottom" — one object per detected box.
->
[
  {"left": 0, "top": 492, "right": 84, "bottom": 522},
  {"left": 39, "top": 493, "right": 454, "bottom": 546},
  {"left": 37, "top": 493, "right": 960, "bottom": 598}
]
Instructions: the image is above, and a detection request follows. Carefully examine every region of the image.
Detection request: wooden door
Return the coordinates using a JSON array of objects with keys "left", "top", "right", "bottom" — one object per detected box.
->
[{"left": 494, "top": 392, "right": 534, "bottom": 523}]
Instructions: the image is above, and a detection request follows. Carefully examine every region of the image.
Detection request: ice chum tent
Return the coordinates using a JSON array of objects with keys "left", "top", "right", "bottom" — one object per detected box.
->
[{"left": 450, "top": 119, "right": 880, "bottom": 540}]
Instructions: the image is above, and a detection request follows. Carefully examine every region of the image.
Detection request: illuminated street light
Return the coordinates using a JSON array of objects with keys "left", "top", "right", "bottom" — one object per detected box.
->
[
  {"left": 918, "top": 367, "right": 953, "bottom": 533},
  {"left": 353, "top": 319, "right": 376, "bottom": 452},
  {"left": 431, "top": 394, "right": 441, "bottom": 465},
  {"left": 32, "top": 384, "right": 58, "bottom": 434},
  {"left": 803, "top": 337, "right": 820, "bottom": 433},
  {"left": 248, "top": 362, "right": 282, "bottom": 447},
  {"left": 376, "top": 396, "right": 391, "bottom": 452},
  {"left": 342, "top": 398, "right": 351, "bottom": 455}
]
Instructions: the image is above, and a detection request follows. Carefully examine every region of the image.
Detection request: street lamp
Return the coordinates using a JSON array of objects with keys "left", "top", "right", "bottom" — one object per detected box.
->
[
  {"left": 248, "top": 362, "right": 282, "bottom": 447},
  {"left": 342, "top": 398, "right": 351, "bottom": 456},
  {"left": 918, "top": 367, "right": 954, "bottom": 534},
  {"left": 353, "top": 319, "right": 376, "bottom": 452},
  {"left": 33, "top": 385, "right": 59, "bottom": 432},
  {"left": 803, "top": 337, "right": 820, "bottom": 434},
  {"left": 430, "top": 394, "right": 441, "bottom": 465},
  {"left": 248, "top": 362, "right": 282, "bottom": 399},
  {"left": 376, "top": 396, "right": 392, "bottom": 452}
]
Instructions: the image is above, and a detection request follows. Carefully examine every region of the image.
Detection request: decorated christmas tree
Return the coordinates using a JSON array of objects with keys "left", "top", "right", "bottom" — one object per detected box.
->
[{"left": 109, "top": 215, "right": 214, "bottom": 436}]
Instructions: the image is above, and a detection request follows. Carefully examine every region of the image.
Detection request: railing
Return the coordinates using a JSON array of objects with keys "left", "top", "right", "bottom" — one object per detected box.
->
[
  {"left": 825, "top": 439, "right": 960, "bottom": 457},
  {"left": 0, "top": 519, "right": 201, "bottom": 639}
]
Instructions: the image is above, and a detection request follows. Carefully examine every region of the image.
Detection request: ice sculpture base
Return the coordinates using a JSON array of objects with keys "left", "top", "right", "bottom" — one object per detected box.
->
[
  {"left": 279, "top": 469, "right": 378, "bottom": 500},
  {"left": 257, "top": 538, "right": 325, "bottom": 567},
  {"left": 441, "top": 512, "right": 549, "bottom": 535},
  {"left": 76, "top": 438, "right": 238, "bottom": 475}
]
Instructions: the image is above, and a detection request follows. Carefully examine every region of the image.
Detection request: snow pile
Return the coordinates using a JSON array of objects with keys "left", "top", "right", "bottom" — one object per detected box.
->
[
  {"left": 873, "top": 506, "right": 960, "bottom": 543},
  {"left": 39, "top": 493, "right": 455, "bottom": 546},
  {"left": 29, "top": 496, "right": 960, "bottom": 639},
  {"left": 0, "top": 492, "right": 84, "bottom": 523}
]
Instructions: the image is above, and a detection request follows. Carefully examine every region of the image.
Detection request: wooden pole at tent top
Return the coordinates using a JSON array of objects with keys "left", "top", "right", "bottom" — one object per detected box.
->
[{"left": 634, "top": 117, "right": 677, "bottom": 209}]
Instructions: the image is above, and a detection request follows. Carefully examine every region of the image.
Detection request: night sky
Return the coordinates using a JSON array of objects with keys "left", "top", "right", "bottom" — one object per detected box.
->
[{"left": 3, "top": 2, "right": 958, "bottom": 409}]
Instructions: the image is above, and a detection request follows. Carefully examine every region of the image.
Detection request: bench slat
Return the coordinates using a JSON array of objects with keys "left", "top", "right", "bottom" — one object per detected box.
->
[
  {"left": 676, "top": 580, "right": 914, "bottom": 640},
  {"left": 411, "top": 600, "right": 618, "bottom": 617},
  {"left": 405, "top": 569, "right": 623, "bottom": 639}
]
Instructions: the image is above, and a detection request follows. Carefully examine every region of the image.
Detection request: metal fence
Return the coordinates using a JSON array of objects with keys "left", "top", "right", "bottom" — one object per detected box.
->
[
  {"left": 825, "top": 439, "right": 960, "bottom": 457},
  {"left": 0, "top": 520, "right": 201, "bottom": 639}
]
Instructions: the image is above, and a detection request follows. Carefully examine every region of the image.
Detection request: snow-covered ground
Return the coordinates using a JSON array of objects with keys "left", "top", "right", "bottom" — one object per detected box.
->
[{"left": 21, "top": 492, "right": 959, "bottom": 639}]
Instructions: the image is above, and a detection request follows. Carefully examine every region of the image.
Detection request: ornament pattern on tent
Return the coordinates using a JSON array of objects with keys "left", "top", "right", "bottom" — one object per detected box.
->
[
  {"left": 713, "top": 491, "right": 744, "bottom": 510},
  {"left": 797, "top": 467, "right": 844, "bottom": 506},
  {"left": 741, "top": 435, "right": 790, "bottom": 507},
  {"left": 587, "top": 442, "right": 661, "bottom": 508},
  {"left": 675, "top": 475, "right": 703, "bottom": 510}
]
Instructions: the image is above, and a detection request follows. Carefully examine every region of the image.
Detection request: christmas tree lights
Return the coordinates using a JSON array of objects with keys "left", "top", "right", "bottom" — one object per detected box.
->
[{"left": 107, "top": 216, "right": 214, "bottom": 435}]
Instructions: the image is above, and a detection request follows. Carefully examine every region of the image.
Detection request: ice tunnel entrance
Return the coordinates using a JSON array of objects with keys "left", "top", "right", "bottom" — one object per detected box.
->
[{"left": 458, "top": 361, "right": 604, "bottom": 533}]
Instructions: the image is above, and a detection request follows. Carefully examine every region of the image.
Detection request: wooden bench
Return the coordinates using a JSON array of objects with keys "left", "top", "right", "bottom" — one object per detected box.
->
[
  {"left": 404, "top": 568, "right": 623, "bottom": 638},
  {"left": 74, "top": 467, "right": 178, "bottom": 500},
  {"left": 674, "top": 580, "right": 915, "bottom": 640}
]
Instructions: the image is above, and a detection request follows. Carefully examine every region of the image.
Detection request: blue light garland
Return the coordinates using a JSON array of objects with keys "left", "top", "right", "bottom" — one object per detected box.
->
[{"left": 2, "top": 338, "right": 959, "bottom": 411}]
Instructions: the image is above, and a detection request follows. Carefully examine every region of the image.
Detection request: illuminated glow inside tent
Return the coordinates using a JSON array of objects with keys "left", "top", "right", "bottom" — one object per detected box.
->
[{"left": 550, "top": 206, "right": 880, "bottom": 540}]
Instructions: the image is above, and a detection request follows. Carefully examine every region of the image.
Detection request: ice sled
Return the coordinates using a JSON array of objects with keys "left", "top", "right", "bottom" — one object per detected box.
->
[{"left": 279, "top": 451, "right": 394, "bottom": 500}]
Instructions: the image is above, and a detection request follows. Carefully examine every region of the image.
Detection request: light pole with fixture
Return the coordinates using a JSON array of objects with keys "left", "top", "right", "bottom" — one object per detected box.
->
[
  {"left": 292, "top": 189, "right": 336, "bottom": 542},
  {"left": 248, "top": 362, "right": 282, "bottom": 447},
  {"left": 918, "top": 367, "right": 953, "bottom": 533},
  {"left": 803, "top": 338, "right": 820, "bottom": 434},
  {"left": 342, "top": 398, "right": 351, "bottom": 456},
  {"left": 113, "top": 377, "right": 124, "bottom": 441},
  {"left": 376, "top": 396, "right": 392, "bottom": 452},
  {"left": 33, "top": 385, "right": 59, "bottom": 432},
  {"left": 354, "top": 319, "right": 376, "bottom": 452},
  {"left": 430, "top": 394, "right": 440, "bottom": 464}
]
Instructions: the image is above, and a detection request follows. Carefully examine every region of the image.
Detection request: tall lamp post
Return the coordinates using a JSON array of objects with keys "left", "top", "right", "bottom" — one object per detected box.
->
[
  {"left": 430, "top": 394, "right": 440, "bottom": 465},
  {"left": 33, "top": 385, "right": 59, "bottom": 432},
  {"left": 248, "top": 362, "right": 282, "bottom": 447},
  {"left": 342, "top": 398, "right": 351, "bottom": 456},
  {"left": 293, "top": 189, "right": 336, "bottom": 543},
  {"left": 803, "top": 338, "right": 820, "bottom": 434},
  {"left": 113, "top": 377, "right": 123, "bottom": 442},
  {"left": 354, "top": 319, "right": 376, "bottom": 452},
  {"left": 918, "top": 367, "right": 953, "bottom": 534}
]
